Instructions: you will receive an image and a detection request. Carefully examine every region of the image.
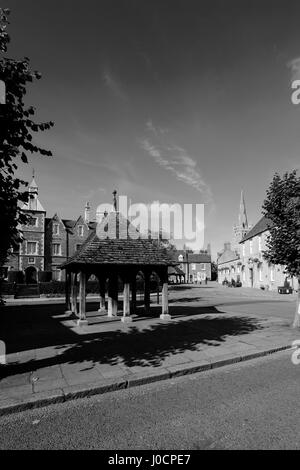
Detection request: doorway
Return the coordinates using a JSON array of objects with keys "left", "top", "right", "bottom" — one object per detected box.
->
[{"left": 25, "top": 266, "right": 37, "bottom": 284}]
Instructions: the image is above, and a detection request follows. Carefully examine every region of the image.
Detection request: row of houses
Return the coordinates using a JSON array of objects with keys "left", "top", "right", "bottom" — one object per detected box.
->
[
  {"left": 2, "top": 174, "right": 212, "bottom": 284},
  {"left": 217, "top": 192, "right": 299, "bottom": 292}
]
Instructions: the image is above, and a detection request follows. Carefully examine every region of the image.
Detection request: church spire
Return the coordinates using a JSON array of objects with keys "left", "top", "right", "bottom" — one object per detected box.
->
[
  {"left": 238, "top": 190, "right": 248, "bottom": 229},
  {"left": 233, "top": 190, "right": 249, "bottom": 252}
]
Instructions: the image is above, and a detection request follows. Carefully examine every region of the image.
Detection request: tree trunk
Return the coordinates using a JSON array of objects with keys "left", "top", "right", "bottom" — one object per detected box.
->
[{"left": 292, "top": 277, "right": 300, "bottom": 328}]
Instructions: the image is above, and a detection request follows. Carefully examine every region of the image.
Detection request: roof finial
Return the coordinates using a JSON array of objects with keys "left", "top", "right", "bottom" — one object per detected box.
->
[{"left": 113, "top": 190, "right": 117, "bottom": 211}]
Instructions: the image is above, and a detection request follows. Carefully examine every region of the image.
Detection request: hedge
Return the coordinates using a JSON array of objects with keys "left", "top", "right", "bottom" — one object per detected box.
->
[
  {"left": 0, "top": 282, "right": 15, "bottom": 295},
  {"left": 7, "top": 271, "right": 24, "bottom": 283},
  {"left": 1, "top": 278, "right": 161, "bottom": 297}
]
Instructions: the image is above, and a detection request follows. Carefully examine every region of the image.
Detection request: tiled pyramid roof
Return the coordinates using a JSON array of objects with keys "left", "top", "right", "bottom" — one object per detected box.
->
[{"left": 61, "top": 211, "right": 177, "bottom": 268}]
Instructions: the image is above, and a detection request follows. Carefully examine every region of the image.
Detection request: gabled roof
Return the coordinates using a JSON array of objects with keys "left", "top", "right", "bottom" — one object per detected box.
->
[
  {"left": 45, "top": 217, "right": 96, "bottom": 233},
  {"left": 240, "top": 216, "right": 273, "bottom": 243},
  {"left": 73, "top": 215, "right": 87, "bottom": 227},
  {"left": 61, "top": 211, "right": 177, "bottom": 268},
  {"left": 168, "top": 265, "right": 185, "bottom": 276},
  {"left": 62, "top": 219, "right": 76, "bottom": 231},
  {"left": 188, "top": 253, "right": 211, "bottom": 263},
  {"left": 217, "top": 249, "right": 239, "bottom": 265}
]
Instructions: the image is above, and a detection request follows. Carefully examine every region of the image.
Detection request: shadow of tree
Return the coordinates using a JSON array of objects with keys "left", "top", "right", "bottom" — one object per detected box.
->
[
  {"left": 0, "top": 308, "right": 263, "bottom": 379},
  {"left": 168, "top": 297, "right": 204, "bottom": 304}
]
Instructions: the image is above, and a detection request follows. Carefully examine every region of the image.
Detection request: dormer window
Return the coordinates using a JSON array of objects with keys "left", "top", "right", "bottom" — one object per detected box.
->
[
  {"left": 53, "top": 223, "right": 59, "bottom": 235},
  {"left": 178, "top": 254, "right": 183, "bottom": 262},
  {"left": 78, "top": 225, "right": 84, "bottom": 237}
]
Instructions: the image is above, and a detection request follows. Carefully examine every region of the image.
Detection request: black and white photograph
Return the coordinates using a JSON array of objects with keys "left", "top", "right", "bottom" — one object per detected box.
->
[{"left": 0, "top": 0, "right": 300, "bottom": 453}]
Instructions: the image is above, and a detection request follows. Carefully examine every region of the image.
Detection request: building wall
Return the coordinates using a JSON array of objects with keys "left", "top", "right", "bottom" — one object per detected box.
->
[
  {"left": 218, "top": 259, "right": 241, "bottom": 284},
  {"left": 189, "top": 262, "right": 211, "bottom": 282},
  {"left": 239, "top": 230, "right": 299, "bottom": 291},
  {"left": 177, "top": 261, "right": 211, "bottom": 282},
  {"left": 4, "top": 210, "right": 46, "bottom": 278},
  {"left": 45, "top": 216, "right": 90, "bottom": 281},
  {"left": 45, "top": 216, "right": 68, "bottom": 281},
  {"left": 68, "top": 218, "right": 89, "bottom": 257}
]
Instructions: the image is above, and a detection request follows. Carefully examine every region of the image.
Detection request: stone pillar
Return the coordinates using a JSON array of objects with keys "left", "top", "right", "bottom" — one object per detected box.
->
[
  {"left": 98, "top": 278, "right": 106, "bottom": 312},
  {"left": 65, "top": 270, "right": 72, "bottom": 314},
  {"left": 71, "top": 273, "right": 79, "bottom": 317},
  {"left": 121, "top": 281, "right": 132, "bottom": 323},
  {"left": 144, "top": 271, "right": 150, "bottom": 314},
  {"left": 108, "top": 274, "right": 118, "bottom": 317},
  {"left": 160, "top": 271, "right": 171, "bottom": 320},
  {"left": 78, "top": 271, "right": 88, "bottom": 326},
  {"left": 131, "top": 277, "right": 136, "bottom": 314}
]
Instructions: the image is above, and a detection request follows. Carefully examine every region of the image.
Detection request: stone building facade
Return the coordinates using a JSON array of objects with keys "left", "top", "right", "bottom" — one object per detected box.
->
[
  {"left": 2, "top": 175, "right": 93, "bottom": 282},
  {"left": 218, "top": 192, "right": 299, "bottom": 292},
  {"left": 217, "top": 191, "right": 250, "bottom": 285},
  {"left": 175, "top": 248, "right": 212, "bottom": 283},
  {"left": 239, "top": 217, "right": 299, "bottom": 292}
]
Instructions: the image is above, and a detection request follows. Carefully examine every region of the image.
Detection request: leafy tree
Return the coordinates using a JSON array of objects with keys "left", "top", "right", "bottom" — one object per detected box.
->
[
  {"left": 211, "top": 261, "right": 218, "bottom": 281},
  {"left": 262, "top": 170, "right": 300, "bottom": 327},
  {"left": 0, "top": 8, "right": 53, "bottom": 299}
]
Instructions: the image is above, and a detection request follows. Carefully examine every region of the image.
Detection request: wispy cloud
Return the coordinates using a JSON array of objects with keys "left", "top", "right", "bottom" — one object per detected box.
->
[
  {"left": 146, "top": 120, "right": 169, "bottom": 135},
  {"left": 140, "top": 123, "right": 213, "bottom": 204},
  {"left": 287, "top": 57, "right": 300, "bottom": 82},
  {"left": 103, "top": 66, "right": 128, "bottom": 101}
]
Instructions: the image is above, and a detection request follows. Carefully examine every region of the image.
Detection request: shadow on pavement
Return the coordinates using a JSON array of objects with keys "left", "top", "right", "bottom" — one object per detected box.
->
[{"left": 0, "top": 301, "right": 263, "bottom": 378}]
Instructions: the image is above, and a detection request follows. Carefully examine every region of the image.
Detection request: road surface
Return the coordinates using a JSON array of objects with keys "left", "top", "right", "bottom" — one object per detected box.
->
[{"left": 0, "top": 349, "right": 300, "bottom": 450}]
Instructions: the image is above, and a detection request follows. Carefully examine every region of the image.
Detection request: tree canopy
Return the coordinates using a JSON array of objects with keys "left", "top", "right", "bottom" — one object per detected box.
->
[
  {"left": 262, "top": 170, "right": 300, "bottom": 327},
  {"left": 262, "top": 170, "right": 300, "bottom": 278}
]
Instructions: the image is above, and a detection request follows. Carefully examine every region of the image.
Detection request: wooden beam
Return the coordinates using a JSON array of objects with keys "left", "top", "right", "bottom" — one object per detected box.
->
[
  {"left": 108, "top": 274, "right": 118, "bottom": 317},
  {"left": 131, "top": 276, "right": 136, "bottom": 314},
  {"left": 160, "top": 269, "right": 171, "bottom": 320},
  {"left": 71, "top": 273, "right": 79, "bottom": 317},
  {"left": 121, "top": 281, "right": 132, "bottom": 323},
  {"left": 144, "top": 271, "right": 150, "bottom": 314},
  {"left": 98, "top": 277, "right": 106, "bottom": 312},
  {"left": 78, "top": 271, "right": 88, "bottom": 326},
  {"left": 65, "top": 270, "right": 72, "bottom": 314}
]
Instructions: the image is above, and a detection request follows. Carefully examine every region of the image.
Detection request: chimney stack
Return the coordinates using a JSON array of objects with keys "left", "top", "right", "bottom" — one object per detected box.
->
[{"left": 224, "top": 242, "right": 231, "bottom": 251}]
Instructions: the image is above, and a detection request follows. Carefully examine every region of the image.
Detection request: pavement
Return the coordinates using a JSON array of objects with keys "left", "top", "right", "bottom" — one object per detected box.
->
[{"left": 0, "top": 283, "right": 299, "bottom": 416}]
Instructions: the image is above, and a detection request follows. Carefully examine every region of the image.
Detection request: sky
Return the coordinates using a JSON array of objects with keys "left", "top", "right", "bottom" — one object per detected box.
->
[{"left": 3, "top": 0, "right": 300, "bottom": 258}]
